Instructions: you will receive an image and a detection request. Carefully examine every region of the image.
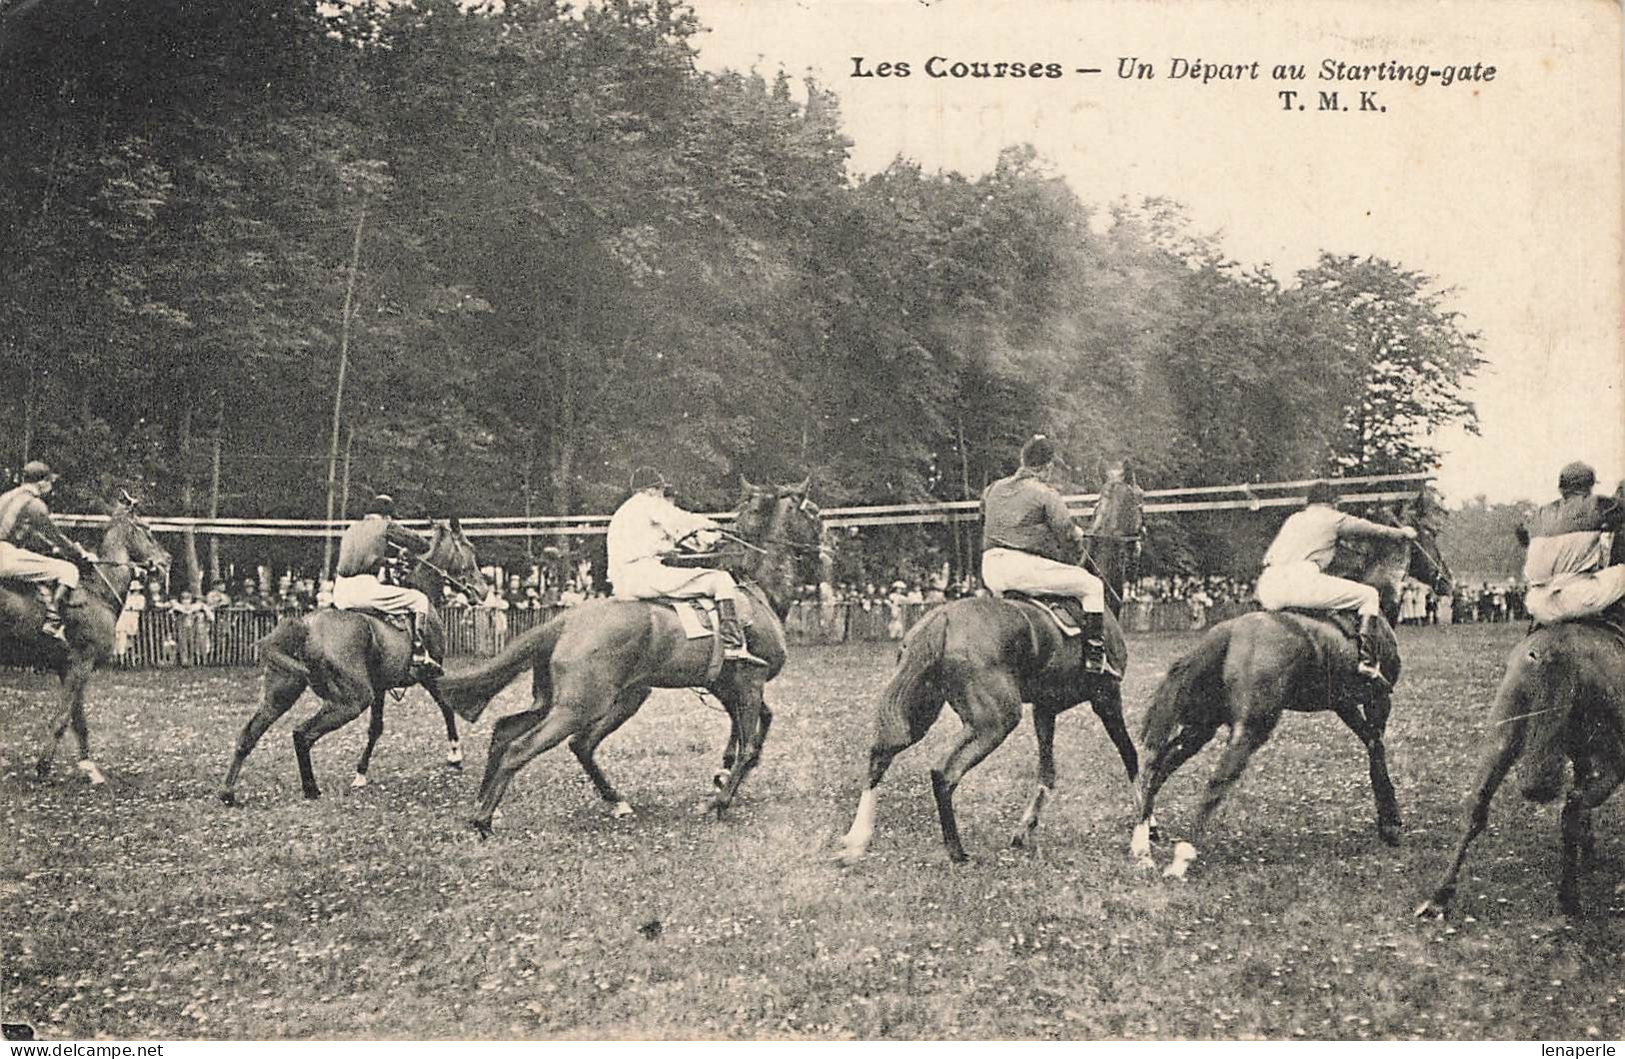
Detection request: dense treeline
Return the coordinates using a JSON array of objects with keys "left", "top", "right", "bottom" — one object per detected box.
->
[{"left": 1, "top": 0, "right": 1480, "bottom": 576}]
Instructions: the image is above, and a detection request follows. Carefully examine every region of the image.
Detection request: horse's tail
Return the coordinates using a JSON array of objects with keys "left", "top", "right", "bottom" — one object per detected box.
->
[
  {"left": 875, "top": 607, "right": 950, "bottom": 744},
  {"left": 1516, "top": 634, "right": 1577, "bottom": 803},
  {"left": 437, "top": 618, "right": 560, "bottom": 723},
  {"left": 258, "top": 619, "right": 310, "bottom": 679},
  {"left": 1142, "top": 621, "right": 1232, "bottom": 743}
]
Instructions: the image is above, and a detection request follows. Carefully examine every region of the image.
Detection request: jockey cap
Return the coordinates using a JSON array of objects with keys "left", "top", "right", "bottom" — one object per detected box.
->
[
  {"left": 1305, "top": 480, "right": 1340, "bottom": 506},
  {"left": 1558, "top": 461, "right": 1596, "bottom": 495},
  {"left": 21, "top": 460, "right": 58, "bottom": 484},
  {"left": 366, "top": 493, "right": 396, "bottom": 516},
  {"left": 1020, "top": 434, "right": 1055, "bottom": 469},
  {"left": 630, "top": 466, "right": 669, "bottom": 494}
]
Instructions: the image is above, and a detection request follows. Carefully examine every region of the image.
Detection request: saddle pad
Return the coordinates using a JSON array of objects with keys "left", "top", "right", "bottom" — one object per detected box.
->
[
  {"left": 1281, "top": 607, "right": 1358, "bottom": 640},
  {"left": 349, "top": 607, "right": 410, "bottom": 632},
  {"left": 659, "top": 598, "right": 716, "bottom": 640},
  {"left": 1002, "top": 592, "right": 1082, "bottom": 637}
]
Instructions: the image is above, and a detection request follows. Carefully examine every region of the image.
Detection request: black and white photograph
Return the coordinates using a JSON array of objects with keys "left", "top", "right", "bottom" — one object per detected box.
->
[{"left": 1, "top": 0, "right": 1622, "bottom": 1044}]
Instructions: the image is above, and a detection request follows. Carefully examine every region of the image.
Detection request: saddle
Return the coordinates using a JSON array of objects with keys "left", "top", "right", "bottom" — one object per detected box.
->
[
  {"left": 647, "top": 596, "right": 755, "bottom": 684},
  {"left": 1281, "top": 607, "right": 1360, "bottom": 641},
  {"left": 1000, "top": 591, "right": 1084, "bottom": 637},
  {"left": 345, "top": 606, "right": 411, "bottom": 633}
]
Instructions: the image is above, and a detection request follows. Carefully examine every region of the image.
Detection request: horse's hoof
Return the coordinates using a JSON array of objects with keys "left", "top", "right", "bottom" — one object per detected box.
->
[
  {"left": 302, "top": 789, "right": 321, "bottom": 801},
  {"left": 445, "top": 760, "right": 464, "bottom": 771},
  {"left": 610, "top": 801, "right": 634, "bottom": 819},
  {"left": 1379, "top": 823, "right": 1402, "bottom": 847},
  {"left": 833, "top": 845, "right": 865, "bottom": 866},
  {"left": 34, "top": 760, "right": 51, "bottom": 781},
  {"left": 1163, "top": 841, "right": 1196, "bottom": 880},
  {"left": 1134, "top": 853, "right": 1159, "bottom": 873},
  {"left": 350, "top": 773, "right": 369, "bottom": 790},
  {"left": 470, "top": 818, "right": 493, "bottom": 841},
  {"left": 1010, "top": 828, "right": 1035, "bottom": 850},
  {"left": 218, "top": 789, "right": 238, "bottom": 807},
  {"left": 76, "top": 760, "right": 106, "bottom": 786},
  {"left": 1414, "top": 898, "right": 1448, "bottom": 920},
  {"left": 712, "top": 770, "right": 728, "bottom": 790},
  {"left": 947, "top": 848, "right": 970, "bottom": 865}
]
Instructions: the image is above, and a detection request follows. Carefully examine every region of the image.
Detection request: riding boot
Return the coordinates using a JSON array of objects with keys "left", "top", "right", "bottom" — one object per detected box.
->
[
  {"left": 39, "top": 583, "right": 70, "bottom": 642},
  {"left": 1081, "top": 609, "right": 1106, "bottom": 674},
  {"left": 408, "top": 613, "right": 444, "bottom": 680},
  {"left": 1356, "top": 613, "right": 1388, "bottom": 688},
  {"left": 717, "top": 598, "right": 768, "bottom": 667}
]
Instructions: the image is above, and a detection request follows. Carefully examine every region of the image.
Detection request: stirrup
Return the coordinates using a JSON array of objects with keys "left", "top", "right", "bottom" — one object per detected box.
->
[
  {"left": 40, "top": 619, "right": 68, "bottom": 643},
  {"left": 411, "top": 653, "right": 444, "bottom": 679},
  {"left": 1083, "top": 640, "right": 1106, "bottom": 674},
  {"left": 724, "top": 644, "right": 769, "bottom": 667},
  {"left": 1356, "top": 659, "right": 1388, "bottom": 688}
]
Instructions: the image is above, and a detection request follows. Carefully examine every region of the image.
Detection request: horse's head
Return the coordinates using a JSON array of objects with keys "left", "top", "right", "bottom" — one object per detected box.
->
[
  {"left": 733, "top": 475, "right": 826, "bottom": 589},
  {"left": 105, "top": 492, "right": 172, "bottom": 590},
  {"left": 425, "top": 517, "right": 489, "bottom": 603},
  {"left": 1401, "top": 487, "right": 1452, "bottom": 597}
]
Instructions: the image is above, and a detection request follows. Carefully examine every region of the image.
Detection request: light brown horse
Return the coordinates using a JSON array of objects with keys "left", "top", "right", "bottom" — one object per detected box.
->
[
  {"left": 218, "top": 519, "right": 488, "bottom": 803},
  {"left": 438, "top": 479, "right": 824, "bottom": 837},
  {"left": 834, "top": 473, "right": 1142, "bottom": 864},
  {"left": 1417, "top": 513, "right": 1625, "bottom": 918},
  {"left": 0, "top": 498, "right": 171, "bottom": 785},
  {"left": 1130, "top": 491, "right": 1451, "bottom": 879}
]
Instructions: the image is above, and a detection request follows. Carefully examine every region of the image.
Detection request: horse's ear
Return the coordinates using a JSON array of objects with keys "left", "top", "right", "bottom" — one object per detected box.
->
[
  {"left": 789, "top": 474, "right": 811, "bottom": 495},
  {"left": 739, "top": 475, "right": 756, "bottom": 499},
  {"left": 449, "top": 516, "right": 463, "bottom": 535}
]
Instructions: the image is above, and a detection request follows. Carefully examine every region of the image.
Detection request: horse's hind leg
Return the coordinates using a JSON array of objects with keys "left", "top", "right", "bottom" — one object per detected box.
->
[
  {"left": 219, "top": 667, "right": 307, "bottom": 805},
  {"left": 569, "top": 686, "right": 649, "bottom": 818},
  {"left": 1335, "top": 692, "right": 1402, "bottom": 845},
  {"left": 350, "top": 692, "right": 387, "bottom": 789},
  {"left": 291, "top": 693, "right": 371, "bottom": 800},
  {"left": 421, "top": 684, "right": 463, "bottom": 768},
  {"left": 469, "top": 705, "right": 583, "bottom": 838},
  {"left": 1559, "top": 758, "right": 1622, "bottom": 915},
  {"left": 709, "top": 678, "right": 767, "bottom": 819},
  {"left": 1130, "top": 722, "right": 1218, "bottom": 869},
  {"left": 835, "top": 678, "right": 947, "bottom": 864},
  {"left": 1011, "top": 707, "right": 1057, "bottom": 849},
  {"left": 35, "top": 660, "right": 94, "bottom": 782},
  {"left": 1164, "top": 713, "right": 1278, "bottom": 880},
  {"left": 931, "top": 675, "right": 1022, "bottom": 864}
]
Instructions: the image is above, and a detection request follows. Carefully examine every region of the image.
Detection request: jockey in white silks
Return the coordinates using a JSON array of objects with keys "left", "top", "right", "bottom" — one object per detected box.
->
[
  {"left": 1254, "top": 479, "right": 1417, "bottom": 685},
  {"left": 0, "top": 460, "right": 97, "bottom": 642},
  {"left": 607, "top": 468, "right": 767, "bottom": 667},
  {"left": 331, "top": 493, "right": 441, "bottom": 678},
  {"left": 978, "top": 434, "right": 1107, "bottom": 673},
  {"left": 1517, "top": 461, "right": 1625, "bottom": 624}
]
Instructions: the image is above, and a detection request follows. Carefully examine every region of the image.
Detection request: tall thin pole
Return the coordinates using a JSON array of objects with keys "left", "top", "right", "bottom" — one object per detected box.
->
[
  {"left": 338, "top": 428, "right": 354, "bottom": 525},
  {"left": 322, "top": 199, "right": 367, "bottom": 580}
]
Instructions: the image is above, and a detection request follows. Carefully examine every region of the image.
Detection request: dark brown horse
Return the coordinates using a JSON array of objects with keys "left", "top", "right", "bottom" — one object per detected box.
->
[
  {"left": 1417, "top": 514, "right": 1625, "bottom": 918},
  {"left": 439, "top": 479, "right": 824, "bottom": 836},
  {"left": 1130, "top": 491, "right": 1451, "bottom": 879},
  {"left": 218, "top": 519, "right": 489, "bottom": 803},
  {"left": 834, "top": 474, "right": 1142, "bottom": 864},
  {"left": 0, "top": 498, "right": 171, "bottom": 785}
]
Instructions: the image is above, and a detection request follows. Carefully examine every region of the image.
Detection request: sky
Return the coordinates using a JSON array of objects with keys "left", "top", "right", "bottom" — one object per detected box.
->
[{"left": 686, "top": 0, "right": 1623, "bottom": 505}]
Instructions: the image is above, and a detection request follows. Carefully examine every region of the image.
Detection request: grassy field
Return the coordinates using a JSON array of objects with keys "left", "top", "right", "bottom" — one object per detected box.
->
[{"left": 2, "top": 623, "right": 1621, "bottom": 1040}]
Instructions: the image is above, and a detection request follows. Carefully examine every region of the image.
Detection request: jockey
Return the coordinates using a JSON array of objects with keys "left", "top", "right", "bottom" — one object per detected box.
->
[
  {"left": 1517, "top": 461, "right": 1625, "bottom": 624},
  {"left": 331, "top": 494, "right": 441, "bottom": 678},
  {"left": 1255, "top": 480, "right": 1417, "bottom": 685},
  {"left": 980, "top": 435, "right": 1107, "bottom": 673},
  {"left": 607, "top": 468, "right": 766, "bottom": 667},
  {"left": 0, "top": 460, "right": 96, "bottom": 642}
]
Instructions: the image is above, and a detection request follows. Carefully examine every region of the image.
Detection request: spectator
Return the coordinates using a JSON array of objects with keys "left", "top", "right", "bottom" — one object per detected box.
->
[
  {"left": 170, "top": 588, "right": 211, "bottom": 665},
  {"left": 316, "top": 579, "right": 335, "bottom": 608},
  {"left": 115, "top": 583, "right": 145, "bottom": 661}
]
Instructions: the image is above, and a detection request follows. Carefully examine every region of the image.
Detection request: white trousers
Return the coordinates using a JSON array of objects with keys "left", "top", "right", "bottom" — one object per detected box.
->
[
  {"left": 611, "top": 560, "right": 741, "bottom": 602},
  {"left": 1256, "top": 560, "right": 1380, "bottom": 617},
  {"left": 0, "top": 542, "right": 79, "bottom": 588},
  {"left": 981, "top": 547, "right": 1104, "bottom": 613},
  {"left": 1525, "top": 566, "right": 1625, "bottom": 623},
  {"left": 332, "top": 573, "right": 430, "bottom": 617}
]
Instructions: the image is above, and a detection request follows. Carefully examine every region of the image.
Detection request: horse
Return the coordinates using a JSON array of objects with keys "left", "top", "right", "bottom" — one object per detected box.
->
[
  {"left": 1416, "top": 512, "right": 1625, "bottom": 918},
  {"left": 0, "top": 497, "right": 172, "bottom": 785},
  {"left": 834, "top": 472, "right": 1143, "bottom": 864},
  {"left": 217, "top": 519, "right": 489, "bottom": 804},
  {"left": 438, "top": 478, "right": 824, "bottom": 837},
  {"left": 1129, "top": 490, "right": 1452, "bottom": 879}
]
